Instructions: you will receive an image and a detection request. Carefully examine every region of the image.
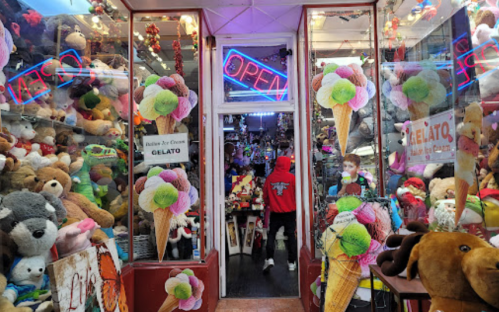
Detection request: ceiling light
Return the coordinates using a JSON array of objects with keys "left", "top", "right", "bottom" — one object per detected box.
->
[
  {"left": 139, "top": 66, "right": 145, "bottom": 70},
  {"left": 182, "top": 15, "right": 193, "bottom": 24},
  {"left": 163, "top": 15, "right": 166, "bottom": 18},
  {"left": 146, "top": 16, "right": 150, "bottom": 19},
  {"left": 311, "top": 20, "right": 315, "bottom": 26},
  {"left": 138, "top": 34, "right": 144, "bottom": 41},
  {"left": 92, "top": 16, "right": 100, "bottom": 23},
  {"left": 134, "top": 31, "right": 139, "bottom": 36}
]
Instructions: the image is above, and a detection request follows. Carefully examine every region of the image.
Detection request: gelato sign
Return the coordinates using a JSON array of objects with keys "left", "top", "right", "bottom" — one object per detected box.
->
[
  {"left": 407, "top": 109, "right": 456, "bottom": 166},
  {"left": 143, "top": 133, "right": 189, "bottom": 165}
]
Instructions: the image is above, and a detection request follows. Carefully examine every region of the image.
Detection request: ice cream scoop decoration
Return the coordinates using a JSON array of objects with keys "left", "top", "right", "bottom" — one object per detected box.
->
[
  {"left": 136, "top": 166, "right": 198, "bottom": 262},
  {"left": 159, "top": 268, "right": 204, "bottom": 312},
  {"left": 320, "top": 196, "right": 390, "bottom": 312},
  {"left": 454, "top": 102, "right": 482, "bottom": 226},
  {"left": 314, "top": 63, "right": 376, "bottom": 156},
  {"left": 138, "top": 74, "right": 198, "bottom": 135}
]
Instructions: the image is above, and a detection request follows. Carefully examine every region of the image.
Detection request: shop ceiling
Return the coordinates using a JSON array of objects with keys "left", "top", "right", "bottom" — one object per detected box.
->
[{"left": 123, "top": 0, "right": 374, "bottom": 34}]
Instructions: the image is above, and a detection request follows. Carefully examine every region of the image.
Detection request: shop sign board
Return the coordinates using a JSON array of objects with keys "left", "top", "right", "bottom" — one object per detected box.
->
[
  {"left": 143, "top": 133, "right": 189, "bottom": 165},
  {"left": 48, "top": 239, "right": 129, "bottom": 312},
  {"left": 223, "top": 49, "right": 288, "bottom": 102},
  {"left": 406, "top": 109, "right": 456, "bottom": 166}
]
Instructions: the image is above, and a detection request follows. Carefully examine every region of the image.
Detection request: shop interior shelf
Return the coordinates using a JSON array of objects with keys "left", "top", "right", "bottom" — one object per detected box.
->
[{"left": 1, "top": 110, "right": 85, "bottom": 133}]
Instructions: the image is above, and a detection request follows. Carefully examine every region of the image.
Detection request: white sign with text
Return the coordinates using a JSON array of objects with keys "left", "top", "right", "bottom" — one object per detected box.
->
[
  {"left": 143, "top": 133, "right": 189, "bottom": 165},
  {"left": 407, "top": 109, "right": 456, "bottom": 166}
]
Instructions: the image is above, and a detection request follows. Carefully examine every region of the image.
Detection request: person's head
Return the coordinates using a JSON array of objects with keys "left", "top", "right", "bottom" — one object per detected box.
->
[{"left": 343, "top": 154, "right": 361, "bottom": 177}]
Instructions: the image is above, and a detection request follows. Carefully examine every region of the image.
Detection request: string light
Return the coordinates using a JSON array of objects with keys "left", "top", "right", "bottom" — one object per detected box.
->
[{"left": 92, "top": 16, "right": 100, "bottom": 23}]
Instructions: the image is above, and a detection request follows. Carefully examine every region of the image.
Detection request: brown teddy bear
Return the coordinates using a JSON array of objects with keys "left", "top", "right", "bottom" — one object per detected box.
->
[
  {"left": 480, "top": 140, "right": 499, "bottom": 190},
  {"left": 0, "top": 165, "right": 36, "bottom": 194},
  {"left": 26, "top": 162, "right": 114, "bottom": 243},
  {"left": 33, "top": 125, "right": 57, "bottom": 157},
  {"left": 0, "top": 131, "right": 20, "bottom": 173},
  {"left": 377, "top": 222, "right": 499, "bottom": 312},
  {"left": 428, "top": 177, "right": 455, "bottom": 207},
  {"left": 76, "top": 112, "right": 112, "bottom": 136}
]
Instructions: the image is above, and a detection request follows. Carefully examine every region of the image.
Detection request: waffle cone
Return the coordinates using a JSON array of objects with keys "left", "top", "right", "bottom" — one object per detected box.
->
[
  {"left": 454, "top": 176, "right": 470, "bottom": 226},
  {"left": 156, "top": 115, "right": 175, "bottom": 135},
  {"left": 325, "top": 254, "right": 361, "bottom": 312},
  {"left": 158, "top": 294, "right": 179, "bottom": 312},
  {"left": 332, "top": 104, "right": 353, "bottom": 156},
  {"left": 408, "top": 102, "right": 429, "bottom": 121},
  {"left": 154, "top": 208, "right": 174, "bottom": 262}
]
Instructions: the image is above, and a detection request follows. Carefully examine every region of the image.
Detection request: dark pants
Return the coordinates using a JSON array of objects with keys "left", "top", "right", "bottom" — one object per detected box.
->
[{"left": 266, "top": 211, "right": 297, "bottom": 263}]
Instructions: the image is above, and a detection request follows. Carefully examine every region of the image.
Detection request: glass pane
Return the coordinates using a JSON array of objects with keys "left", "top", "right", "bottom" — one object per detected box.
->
[
  {"left": 132, "top": 12, "right": 202, "bottom": 262},
  {"left": 223, "top": 45, "right": 289, "bottom": 102},
  {"left": 307, "top": 6, "right": 377, "bottom": 259},
  {"left": 0, "top": 0, "right": 130, "bottom": 309},
  {"left": 378, "top": 0, "right": 497, "bottom": 238}
]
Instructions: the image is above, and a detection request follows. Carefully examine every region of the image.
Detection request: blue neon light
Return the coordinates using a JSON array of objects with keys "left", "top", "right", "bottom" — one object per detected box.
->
[
  {"left": 9, "top": 58, "right": 53, "bottom": 82},
  {"left": 222, "top": 48, "right": 288, "bottom": 101},
  {"left": 8, "top": 88, "right": 51, "bottom": 105}
]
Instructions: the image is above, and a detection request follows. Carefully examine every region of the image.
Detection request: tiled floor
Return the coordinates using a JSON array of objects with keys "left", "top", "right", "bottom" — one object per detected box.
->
[{"left": 215, "top": 299, "right": 305, "bottom": 312}]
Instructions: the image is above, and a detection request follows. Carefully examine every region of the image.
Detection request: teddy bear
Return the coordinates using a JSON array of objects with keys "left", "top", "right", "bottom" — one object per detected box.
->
[
  {"left": 0, "top": 191, "right": 66, "bottom": 262},
  {"left": 0, "top": 131, "right": 20, "bottom": 173},
  {"left": 3, "top": 256, "right": 51, "bottom": 307},
  {"left": 28, "top": 80, "right": 53, "bottom": 119},
  {"left": 56, "top": 218, "right": 100, "bottom": 258},
  {"left": 428, "top": 177, "right": 455, "bottom": 207},
  {"left": 0, "top": 165, "right": 36, "bottom": 195},
  {"left": 480, "top": 140, "right": 499, "bottom": 190},
  {"left": 396, "top": 177, "right": 427, "bottom": 224},
  {"left": 76, "top": 112, "right": 112, "bottom": 136},
  {"left": 41, "top": 14, "right": 86, "bottom": 61},
  {"left": 0, "top": 72, "right": 11, "bottom": 111},
  {"left": 25, "top": 162, "right": 114, "bottom": 243},
  {"left": 52, "top": 87, "right": 76, "bottom": 126},
  {"left": 0, "top": 231, "right": 32, "bottom": 312},
  {"left": 32, "top": 125, "right": 56, "bottom": 157},
  {"left": 377, "top": 222, "right": 499, "bottom": 312}
]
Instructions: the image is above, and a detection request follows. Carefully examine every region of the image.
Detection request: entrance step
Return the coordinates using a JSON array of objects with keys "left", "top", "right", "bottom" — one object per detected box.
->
[{"left": 216, "top": 298, "right": 304, "bottom": 312}]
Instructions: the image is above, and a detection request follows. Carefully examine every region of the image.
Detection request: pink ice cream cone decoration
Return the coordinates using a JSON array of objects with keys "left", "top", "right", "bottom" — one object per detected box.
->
[
  {"left": 136, "top": 166, "right": 198, "bottom": 262},
  {"left": 138, "top": 74, "right": 198, "bottom": 135},
  {"left": 313, "top": 63, "right": 376, "bottom": 156},
  {"left": 159, "top": 268, "right": 204, "bottom": 312}
]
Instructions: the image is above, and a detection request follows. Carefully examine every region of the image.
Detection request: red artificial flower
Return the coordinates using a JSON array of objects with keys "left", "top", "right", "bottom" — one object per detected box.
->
[{"left": 22, "top": 10, "right": 42, "bottom": 27}]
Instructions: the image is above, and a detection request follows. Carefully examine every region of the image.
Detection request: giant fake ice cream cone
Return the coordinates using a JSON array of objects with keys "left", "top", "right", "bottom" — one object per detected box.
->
[
  {"left": 455, "top": 102, "right": 482, "bottom": 225},
  {"left": 321, "top": 206, "right": 371, "bottom": 312},
  {"left": 314, "top": 63, "right": 376, "bottom": 156},
  {"left": 136, "top": 167, "right": 198, "bottom": 262},
  {"left": 138, "top": 74, "right": 198, "bottom": 135},
  {"left": 160, "top": 268, "right": 204, "bottom": 312},
  {"left": 326, "top": 254, "right": 362, "bottom": 312},
  {"left": 407, "top": 102, "right": 429, "bottom": 121}
]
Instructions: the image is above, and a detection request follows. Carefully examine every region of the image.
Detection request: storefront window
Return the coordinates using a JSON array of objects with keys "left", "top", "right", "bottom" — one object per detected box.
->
[
  {"left": 223, "top": 44, "right": 289, "bottom": 103},
  {"left": 306, "top": 6, "right": 379, "bottom": 260},
  {"left": 132, "top": 12, "right": 203, "bottom": 262},
  {"left": 378, "top": 0, "right": 499, "bottom": 239},
  {"left": 0, "top": 0, "right": 130, "bottom": 309}
]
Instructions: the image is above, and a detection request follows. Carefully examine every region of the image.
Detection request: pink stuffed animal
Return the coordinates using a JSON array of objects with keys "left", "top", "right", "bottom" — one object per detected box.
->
[{"left": 55, "top": 218, "right": 100, "bottom": 258}]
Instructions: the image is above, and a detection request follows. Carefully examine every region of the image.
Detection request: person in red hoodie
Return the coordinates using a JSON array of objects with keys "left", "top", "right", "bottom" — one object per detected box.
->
[{"left": 262, "top": 156, "right": 297, "bottom": 272}]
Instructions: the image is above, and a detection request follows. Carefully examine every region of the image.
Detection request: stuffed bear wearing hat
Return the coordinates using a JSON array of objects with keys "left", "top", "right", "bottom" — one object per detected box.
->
[
  {"left": 0, "top": 231, "right": 32, "bottom": 312},
  {"left": 397, "top": 177, "right": 427, "bottom": 223},
  {"left": 377, "top": 222, "right": 499, "bottom": 312},
  {"left": 480, "top": 140, "right": 499, "bottom": 190}
]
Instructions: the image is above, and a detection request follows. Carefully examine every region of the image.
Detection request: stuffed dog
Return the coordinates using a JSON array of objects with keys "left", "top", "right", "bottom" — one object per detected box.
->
[{"left": 377, "top": 222, "right": 499, "bottom": 312}]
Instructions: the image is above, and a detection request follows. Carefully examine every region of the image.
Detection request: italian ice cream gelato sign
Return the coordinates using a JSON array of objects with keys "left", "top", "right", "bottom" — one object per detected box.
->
[
  {"left": 407, "top": 109, "right": 455, "bottom": 166},
  {"left": 143, "top": 133, "right": 189, "bottom": 165}
]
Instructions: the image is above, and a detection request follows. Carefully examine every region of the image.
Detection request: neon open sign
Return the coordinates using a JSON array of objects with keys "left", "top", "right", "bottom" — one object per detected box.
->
[
  {"left": 223, "top": 49, "right": 288, "bottom": 102},
  {"left": 7, "top": 49, "right": 83, "bottom": 105}
]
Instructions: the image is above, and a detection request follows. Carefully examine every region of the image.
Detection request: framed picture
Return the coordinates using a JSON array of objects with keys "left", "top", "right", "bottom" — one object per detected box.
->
[
  {"left": 226, "top": 216, "right": 240, "bottom": 255},
  {"left": 243, "top": 216, "right": 257, "bottom": 255}
]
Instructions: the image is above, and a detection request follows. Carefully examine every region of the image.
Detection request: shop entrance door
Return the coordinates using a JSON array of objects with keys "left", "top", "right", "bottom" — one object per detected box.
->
[
  {"left": 218, "top": 112, "right": 299, "bottom": 298},
  {"left": 211, "top": 33, "right": 303, "bottom": 298}
]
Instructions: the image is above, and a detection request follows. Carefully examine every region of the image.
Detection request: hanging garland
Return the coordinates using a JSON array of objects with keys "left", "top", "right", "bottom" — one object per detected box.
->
[
  {"left": 145, "top": 23, "right": 161, "bottom": 53},
  {"left": 173, "top": 21, "right": 185, "bottom": 77}
]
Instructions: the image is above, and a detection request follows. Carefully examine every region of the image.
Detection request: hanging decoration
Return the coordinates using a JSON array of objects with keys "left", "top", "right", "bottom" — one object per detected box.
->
[
  {"left": 145, "top": 23, "right": 161, "bottom": 53},
  {"left": 384, "top": 16, "right": 400, "bottom": 49},
  {"left": 173, "top": 21, "right": 185, "bottom": 77},
  {"left": 87, "top": 0, "right": 127, "bottom": 22}
]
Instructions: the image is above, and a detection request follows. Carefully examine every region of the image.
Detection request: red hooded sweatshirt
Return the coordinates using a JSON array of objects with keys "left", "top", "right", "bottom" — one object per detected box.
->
[{"left": 263, "top": 156, "right": 296, "bottom": 213}]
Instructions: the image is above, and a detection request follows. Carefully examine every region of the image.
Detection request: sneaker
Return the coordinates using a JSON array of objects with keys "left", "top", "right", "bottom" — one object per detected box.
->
[
  {"left": 288, "top": 261, "right": 296, "bottom": 271},
  {"left": 263, "top": 258, "right": 274, "bottom": 273}
]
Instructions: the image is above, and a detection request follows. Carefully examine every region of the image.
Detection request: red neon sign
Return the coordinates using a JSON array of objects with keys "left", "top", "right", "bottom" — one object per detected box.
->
[
  {"left": 223, "top": 49, "right": 288, "bottom": 102},
  {"left": 7, "top": 49, "right": 83, "bottom": 105}
]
